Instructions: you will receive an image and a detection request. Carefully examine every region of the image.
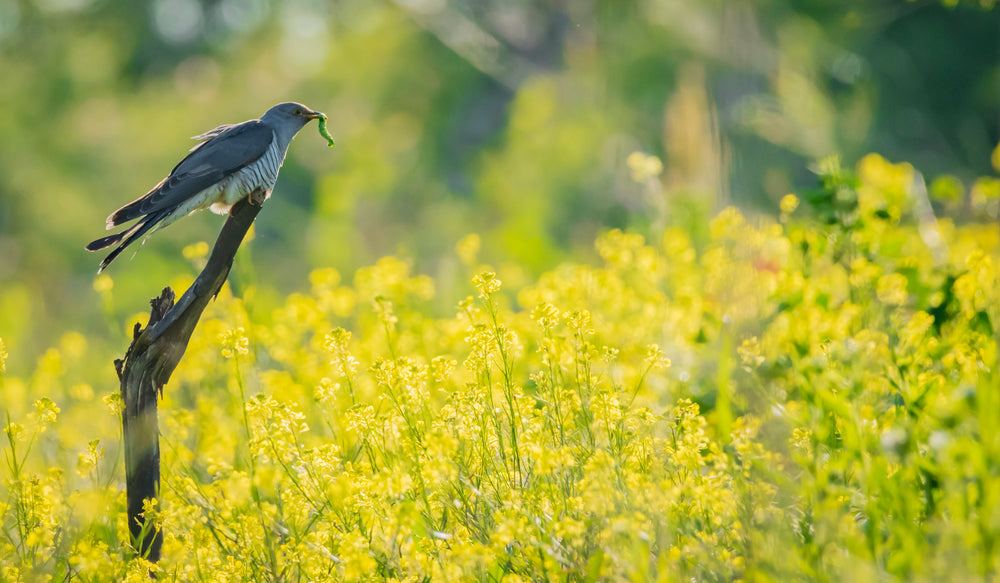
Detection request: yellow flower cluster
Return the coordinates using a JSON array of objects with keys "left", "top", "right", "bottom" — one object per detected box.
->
[{"left": 1, "top": 155, "right": 999, "bottom": 580}]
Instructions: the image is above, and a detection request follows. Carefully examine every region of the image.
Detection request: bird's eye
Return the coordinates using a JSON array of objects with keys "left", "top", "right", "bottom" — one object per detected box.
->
[{"left": 294, "top": 108, "right": 303, "bottom": 115}]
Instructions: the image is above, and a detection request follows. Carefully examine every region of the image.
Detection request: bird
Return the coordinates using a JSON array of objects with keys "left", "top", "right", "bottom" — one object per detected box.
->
[{"left": 87, "top": 102, "right": 326, "bottom": 273}]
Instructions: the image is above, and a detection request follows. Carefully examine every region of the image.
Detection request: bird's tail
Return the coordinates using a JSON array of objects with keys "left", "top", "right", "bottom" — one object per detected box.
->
[
  {"left": 86, "top": 231, "right": 128, "bottom": 251},
  {"left": 86, "top": 211, "right": 167, "bottom": 273}
]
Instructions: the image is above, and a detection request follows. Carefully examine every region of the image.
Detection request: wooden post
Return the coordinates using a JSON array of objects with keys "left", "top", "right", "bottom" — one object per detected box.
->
[{"left": 116, "top": 193, "right": 264, "bottom": 562}]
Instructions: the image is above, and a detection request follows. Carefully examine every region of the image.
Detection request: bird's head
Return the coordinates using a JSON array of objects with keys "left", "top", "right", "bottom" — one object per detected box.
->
[{"left": 261, "top": 102, "right": 323, "bottom": 134}]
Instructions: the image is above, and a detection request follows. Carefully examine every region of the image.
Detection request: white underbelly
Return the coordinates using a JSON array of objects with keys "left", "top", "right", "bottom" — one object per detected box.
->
[
  {"left": 149, "top": 183, "right": 228, "bottom": 234},
  {"left": 210, "top": 135, "right": 284, "bottom": 213},
  {"left": 210, "top": 179, "right": 261, "bottom": 215}
]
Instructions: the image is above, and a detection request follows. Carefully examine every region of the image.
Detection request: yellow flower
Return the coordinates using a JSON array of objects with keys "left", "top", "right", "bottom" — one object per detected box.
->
[
  {"left": 780, "top": 193, "right": 799, "bottom": 214},
  {"left": 857, "top": 153, "right": 915, "bottom": 221},
  {"left": 473, "top": 271, "right": 502, "bottom": 298},
  {"left": 76, "top": 439, "right": 104, "bottom": 478},
  {"left": 596, "top": 228, "right": 646, "bottom": 266},
  {"left": 430, "top": 356, "right": 456, "bottom": 384},
  {"left": 644, "top": 344, "right": 671, "bottom": 370},
  {"left": 92, "top": 274, "right": 113, "bottom": 293},
  {"left": 339, "top": 531, "right": 376, "bottom": 580},
  {"left": 709, "top": 207, "right": 746, "bottom": 241},
  {"left": 530, "top": 302, "right": 560, "bottom": 331},
  {"left": 3, "top": 421, "right": 24, "bottom": 442},
  {"left": 103, "top": 392, "right": 124, "bottom": 416},
  {"left": 456, "top": 233, "right": 481, "bottom": 265},
  {"left": 309, "top": 266, "right": 341, "bottom": 289},
  {"left": 181, "top": 240, "right": 209, "bottom": 260},
  {"left": 901, "top": 311, "right": 934, "bottom": 342},
  {"left": 314, "top": 377, "right": 340, "bottom": 403},
  {"left": 33, "top": 397, "right": 60, "bottom": 430},
  {"left": 219, "top": 326, "right": 250, "bottom": 358},
  {"left": 626, "top": 151, "right": 663, "bottom": 182},
  {"left": 876, "top": 273, "right": 908, "bottom": 305},
  {"left": 737, "top": 337, "right": 765, "bottom": 369}
]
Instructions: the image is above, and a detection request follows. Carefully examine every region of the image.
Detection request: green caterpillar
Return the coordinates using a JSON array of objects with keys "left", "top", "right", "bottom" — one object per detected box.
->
[{"left": 317, "top": 113, "right": 335, "bottom": 147}]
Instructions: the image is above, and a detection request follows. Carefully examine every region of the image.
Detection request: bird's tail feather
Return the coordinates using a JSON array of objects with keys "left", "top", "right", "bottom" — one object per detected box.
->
[
  {"left": 90, "top": 212, "right": 166, "bottom": 273},
  {"left": 108, "top": 199, "right": 148, "bottom": 228},
  {"left": 105, "top": 177, "right": 168, "bottom": 228},
  {"left": 86, "top": 231, "right": 128, "bottom": 251}
]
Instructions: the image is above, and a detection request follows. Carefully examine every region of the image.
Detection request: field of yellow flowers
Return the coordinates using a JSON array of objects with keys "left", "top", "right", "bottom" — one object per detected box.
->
[{"left": 2, "top": 154, "right": 999, "bottom": 581}]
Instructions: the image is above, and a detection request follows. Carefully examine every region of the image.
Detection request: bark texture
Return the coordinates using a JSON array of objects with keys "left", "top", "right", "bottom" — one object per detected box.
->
[{"left": 117, "top": 194, "right": 263, "bottom": 562}]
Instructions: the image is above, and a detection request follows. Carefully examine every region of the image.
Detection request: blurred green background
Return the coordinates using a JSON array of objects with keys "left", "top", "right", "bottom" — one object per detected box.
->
[{"left": 0, "top": 0, "right": 997, "bottom": 368}]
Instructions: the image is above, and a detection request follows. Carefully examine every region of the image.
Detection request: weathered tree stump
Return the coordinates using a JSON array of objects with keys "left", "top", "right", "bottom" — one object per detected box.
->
[{"left": 116, "top": 193, "right": 264, "bottom": 563}]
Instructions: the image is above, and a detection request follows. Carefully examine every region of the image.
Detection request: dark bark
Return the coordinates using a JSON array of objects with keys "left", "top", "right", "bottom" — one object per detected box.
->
[{"left": 117, "top": 193, "right": 263, "bottom": 563}]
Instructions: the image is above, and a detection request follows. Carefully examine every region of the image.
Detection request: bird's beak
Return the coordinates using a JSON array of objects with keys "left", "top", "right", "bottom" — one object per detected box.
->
[{"left": 305, "top": 110, "right": 323, "bottom": 120}]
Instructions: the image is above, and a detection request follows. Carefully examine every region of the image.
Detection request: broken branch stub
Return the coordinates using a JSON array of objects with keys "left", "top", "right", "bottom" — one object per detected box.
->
[{"left": 118, "top": 192, "right": 264, "bottom": 562}]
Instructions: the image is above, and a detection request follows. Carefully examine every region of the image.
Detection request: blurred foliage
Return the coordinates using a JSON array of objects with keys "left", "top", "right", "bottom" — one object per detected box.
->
[
  {"left": 2, "top": 154, "right": 1000, "bottom": 580},
  {"left": 0, "top": 2, "right": 999, "bottom": 575},
  {"left": 0, "top": 0, "right": 997, "bottom": 365}
]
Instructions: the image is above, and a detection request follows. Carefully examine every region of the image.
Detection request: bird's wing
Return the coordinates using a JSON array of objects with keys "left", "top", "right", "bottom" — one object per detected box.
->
[
  {"left": 190, "top": 123, "right": 236, "bottom": 150},
  {"left": 107, "top": 120, "right": 274, "bottom": 227}
]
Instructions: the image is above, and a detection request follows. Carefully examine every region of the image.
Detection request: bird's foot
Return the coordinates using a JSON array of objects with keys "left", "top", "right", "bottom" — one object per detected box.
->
[{"left": 248, "top": 188, "right": 269, "bottom": 207}]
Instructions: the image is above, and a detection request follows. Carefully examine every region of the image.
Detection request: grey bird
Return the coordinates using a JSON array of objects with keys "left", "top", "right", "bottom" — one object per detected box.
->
[{"left": 87, "top": 102, "right": 325, "bottom": 272}]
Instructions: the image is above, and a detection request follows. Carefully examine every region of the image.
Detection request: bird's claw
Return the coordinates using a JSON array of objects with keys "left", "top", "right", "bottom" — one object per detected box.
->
[{"left": 249, "top": 188, "right": 268, "bottom": 207}]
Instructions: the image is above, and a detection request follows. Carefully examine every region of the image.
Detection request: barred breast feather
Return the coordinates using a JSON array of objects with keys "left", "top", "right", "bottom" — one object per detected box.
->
[{"left": 212, "top": 130, "right": 284, "bottom": 213}]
